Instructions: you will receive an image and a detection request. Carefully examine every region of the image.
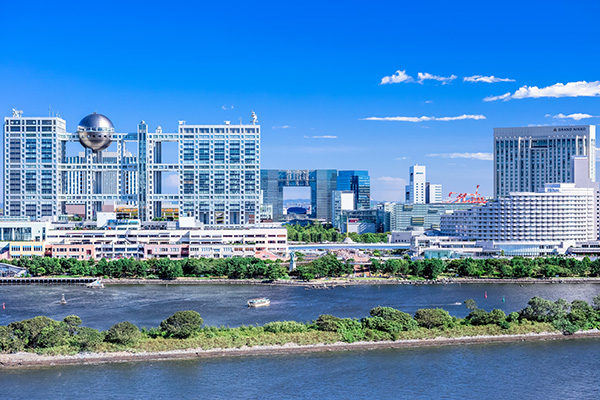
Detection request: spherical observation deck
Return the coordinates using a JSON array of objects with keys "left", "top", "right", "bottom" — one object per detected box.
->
[{"left": 77, "top": 112, "right": 114, "bottom": 152}]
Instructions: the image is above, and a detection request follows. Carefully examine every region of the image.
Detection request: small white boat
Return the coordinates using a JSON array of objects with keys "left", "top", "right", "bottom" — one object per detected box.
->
[
  {"left": 60, "top": 294, "right": 67, "bottom": 305},
  {"left": 86, "top": 279, "right": 104, "bottom": 289},
  {"left": 248, "top": 297, "right": 270, "bottom": 307}
]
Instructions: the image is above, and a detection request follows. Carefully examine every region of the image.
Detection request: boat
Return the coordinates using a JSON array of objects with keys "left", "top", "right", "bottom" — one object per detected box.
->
[
  {"left": 247, "top": 297, "right": 270, "bottom": 307},
  {"left": 86, "top": 279, "right": 104, "bottom": 289},
  {"left": 60, "top": 294, "right": 67, "bottom": 305}
]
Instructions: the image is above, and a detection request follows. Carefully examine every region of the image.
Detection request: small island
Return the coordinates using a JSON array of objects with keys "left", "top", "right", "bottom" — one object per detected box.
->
[{"left": 2, "top": 296, "right": 600, "bottom": 369}]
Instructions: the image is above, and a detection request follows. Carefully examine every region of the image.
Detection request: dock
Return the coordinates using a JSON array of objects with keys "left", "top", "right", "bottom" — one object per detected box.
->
[{"left": 0, "top": 277, "right": 97, "bottom": 285}]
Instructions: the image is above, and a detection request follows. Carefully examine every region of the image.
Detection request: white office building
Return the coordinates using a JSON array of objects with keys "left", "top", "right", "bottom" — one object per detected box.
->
[
  {"left": 3, "top": 110, "right": 261, "bottom": 224},
  {"left": 493, "top": 125, "right": 596, "bottom": 198},
  {"left": 405, "top": 164, "right": 427, "bottom": 204}
]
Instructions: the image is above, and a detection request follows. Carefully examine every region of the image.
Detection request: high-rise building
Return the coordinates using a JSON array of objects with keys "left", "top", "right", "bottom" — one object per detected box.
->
[
  {"left": 337, "top": 170, "right": 370, "bottom": 209},
  {"left": 493, "top": 125, "right": 596, "bottom": 198},
  {"left": 3, "top": 110, "right": 261, "bottom": 224},
  {"left": 405, "top": 164, "right": 442, "bottom": 204},
  {"left": 405, "top": 164, "right": 427, "bottom": 204}
]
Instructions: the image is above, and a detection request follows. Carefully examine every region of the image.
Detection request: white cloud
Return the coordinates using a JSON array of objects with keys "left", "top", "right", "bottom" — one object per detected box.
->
[
  {"left": 303, "top": 135, "right": 338, "bottom": 139},
  {"left": 463, "top": 75, "right": 515, "bottom": 83},
  {"left": 426, "top": 152, "right": 493, "bottom": 161},
  {"left": 221, "top": 105, "right": 234, "bottom": 110},
  {"left": 272, "top": 125, "right": 292, "bottom": 129},
  {"left": 380, "top": 70, "right": 414, "bottom": 85},
  {"left": 371, "top": 177, "right": 408, "bottom": 201},
  {"left": 395, "top": 156, "right": 409, "bottom": 160},
  {"left": 484, "top": 81, "right": 600, "bottom": 101},
  {"left": 417, "top": 72, "right": 457, "bottom": 84},
  {"left": 547, "top": 113, "right": 598, "bottom": 121},
  {"left": 424, "top": 100, "right": 433, "bottom": 104},
  {"left": 361, "top": 114, "right": 486, "bottom": 122}
]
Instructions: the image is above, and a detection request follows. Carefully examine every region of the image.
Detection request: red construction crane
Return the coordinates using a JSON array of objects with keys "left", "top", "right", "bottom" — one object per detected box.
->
[{"left": 445, "top": 185, "right": 487, "bottom": 204}]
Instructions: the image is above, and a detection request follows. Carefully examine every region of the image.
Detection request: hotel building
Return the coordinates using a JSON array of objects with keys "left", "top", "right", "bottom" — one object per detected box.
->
[{"left": 493, "top": 125, "right": 595, "bottom": 198}]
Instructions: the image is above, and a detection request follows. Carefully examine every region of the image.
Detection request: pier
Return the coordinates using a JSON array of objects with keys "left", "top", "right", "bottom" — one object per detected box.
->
[{"left": 0, "top": 277, "right": 97, "bottom": 285}]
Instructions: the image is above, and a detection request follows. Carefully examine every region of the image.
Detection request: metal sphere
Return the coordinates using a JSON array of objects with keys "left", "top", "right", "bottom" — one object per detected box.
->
[{"left": 77, "top": 113, "right": 114, "bottom": 152}]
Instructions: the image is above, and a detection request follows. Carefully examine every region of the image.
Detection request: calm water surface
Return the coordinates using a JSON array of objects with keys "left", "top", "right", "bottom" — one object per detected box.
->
[
  {"left": 2, "top": 339, "right": 600, "bottom": 399},
  {"left": 1, "top": 282, "right": 600, "bottom": 329}
]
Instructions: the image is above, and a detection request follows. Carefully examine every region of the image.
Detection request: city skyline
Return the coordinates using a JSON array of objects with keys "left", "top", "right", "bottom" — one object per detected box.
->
[{"left": 2, "top": 1, "right": 600, "bottom": 200}]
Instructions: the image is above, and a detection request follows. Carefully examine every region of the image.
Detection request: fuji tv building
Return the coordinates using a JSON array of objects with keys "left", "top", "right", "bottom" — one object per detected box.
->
[{"left": 3, "top": 110, "right": 261, "bottom": 224}]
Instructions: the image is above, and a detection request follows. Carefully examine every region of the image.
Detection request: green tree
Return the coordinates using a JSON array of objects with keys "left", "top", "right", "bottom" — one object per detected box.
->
[
  {"left": 464, "top": 299, "right": 478, "bottom": 311},
  {"left": 105, "top": 321, "right": 141, "bottom": 346},
  {"left": 414, "top": 308, "right": 452, "bottom": 329},
  {"left": 368, "top": 306, "right": 418, "bottom": 331},
  {"left": 63, "top": 315, "right": 82, "bottom": 335},
  {"left": 160, "top": 310, "right": 204, "bottom": 339},
  {"left": 155, "top": 258, "right": 183, "bottom": 280}
]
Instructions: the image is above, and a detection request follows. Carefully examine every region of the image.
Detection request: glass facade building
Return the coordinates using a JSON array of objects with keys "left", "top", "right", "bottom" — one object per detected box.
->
[{"left": 337, "top": 170, "right": 370, "bottom": 209}]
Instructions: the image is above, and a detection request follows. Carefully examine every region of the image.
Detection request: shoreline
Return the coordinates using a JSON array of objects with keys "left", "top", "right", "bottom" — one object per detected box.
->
[
  {"left": 4, "top": 276, "right": 600, "bottom": 286},
  {"left": 102, "top": 277, "right": 600, "bottom": 286},
  {"left": 2, "top": 330, "right": 599, "bottom": 369}
]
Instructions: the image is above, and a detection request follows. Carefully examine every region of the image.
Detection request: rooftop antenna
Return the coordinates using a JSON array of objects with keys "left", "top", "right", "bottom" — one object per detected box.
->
[
  {"left": 12, "top": 108, "right": 23, "bottom": 118},
  {"left": 48, "top": 105, "right": 51, "bottom": 117}
]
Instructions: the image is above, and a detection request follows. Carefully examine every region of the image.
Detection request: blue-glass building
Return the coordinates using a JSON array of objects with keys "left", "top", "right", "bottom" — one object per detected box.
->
[{"left": 337, "top": 170, "right": 370, "bottom": 209}]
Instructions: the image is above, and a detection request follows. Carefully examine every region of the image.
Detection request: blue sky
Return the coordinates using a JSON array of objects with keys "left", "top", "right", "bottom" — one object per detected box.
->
[{"left": 2, "top": 0, "right": 600, "bottom": 201}]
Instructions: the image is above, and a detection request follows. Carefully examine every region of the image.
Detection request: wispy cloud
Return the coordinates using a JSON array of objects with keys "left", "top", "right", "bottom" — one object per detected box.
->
[
  {"left": 272, "top": 125, "right": 293, "bottom": 129},
  {"left": 464, "top": 75, "right": 515, "bottom": 83},
  {"left": 380, "top": 70, "right": 413, "bottom": 85},
  {"left": 426, "top": 152, "right": 493, "bottom": 161},
  {"left": 304, "top": 135, "right": 338, "bottom": 139},
  {"left": 361, "top": 114, "right": 485, "bottom": 122},
  {"left": 221, "top": 105, "right": 234, "bottom": 110},
  {"left": 546, "top": 113, "right": 598, "bottom": 121},
  {"left": 380, "top": 70, "right": 456, "bottom": 85},
  {"left": 484, "top": 81, "right": 600, "bottom": 101},
  {"left": 417, "top": 72, "right": 457, "bottom": 84},
  {"left": 395, "top": 156, "right": 409, "bottom": 160}
]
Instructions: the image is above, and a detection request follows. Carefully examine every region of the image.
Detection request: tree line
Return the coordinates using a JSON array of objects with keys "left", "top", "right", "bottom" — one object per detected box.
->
[
  {"left": 367, "top": 256, "right": 600, "bottom": 280},
  {"left": 9, "top": 256, "right": 289, "bottom": 280},
  {"left": 286, "top": 222, "right": 388, "bottom": 243},
  {"left": 3, "top": 296, "right": 598, "bottom": 354}
]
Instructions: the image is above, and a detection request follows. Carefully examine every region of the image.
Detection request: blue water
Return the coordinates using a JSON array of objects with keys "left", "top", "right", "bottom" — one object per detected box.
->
[
  {"left": 2, "top": 339, "right": 600, "bottom": 399},
  {"left": 1, "top": 282, "right": 599, "bottom": 329}
]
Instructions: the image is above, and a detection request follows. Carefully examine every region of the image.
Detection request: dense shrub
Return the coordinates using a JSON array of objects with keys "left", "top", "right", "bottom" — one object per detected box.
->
[
  {"left": 105, "top": 321, "right": 141, "bottom": 346},
  {"left": 74, "top": 327, "right": 105, "bottom": 351},
  {"left": 315, "top": 315, "right": 344, "bottom": 332},
  {"left": 414, "top": 308, "right": 452, "bottom": 329},
  {"left": 160, "top": 311, "right": 204, "bottom": 339},
  {"left": 467, "top": 309, "right": 507, "bottom": 326},
  {"left": 263, "top": 321, "right": 308, "bottom": 334}
]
